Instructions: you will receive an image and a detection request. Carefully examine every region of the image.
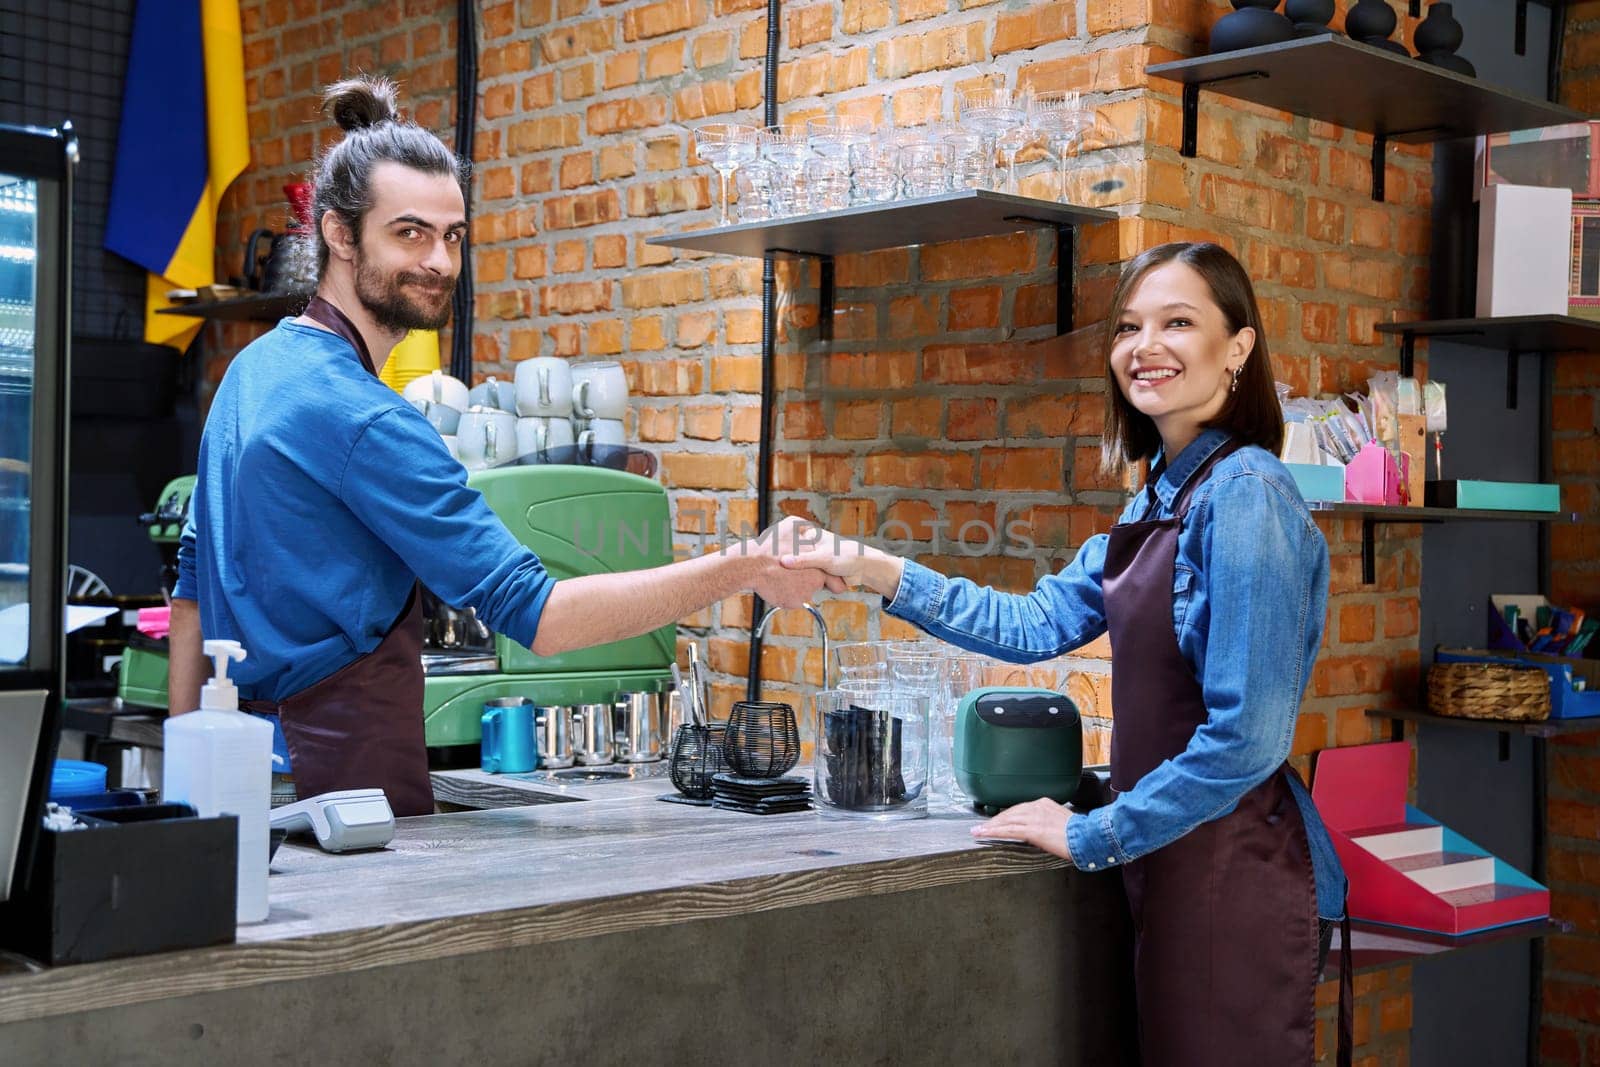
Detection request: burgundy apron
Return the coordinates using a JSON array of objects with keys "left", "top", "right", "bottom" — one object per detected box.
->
[
  {"left": 1103, "top": 440, "right": 1349, "bottom": 1067},
  {"left": 240, "top": 296, "right": 436, "bottom": 817}
]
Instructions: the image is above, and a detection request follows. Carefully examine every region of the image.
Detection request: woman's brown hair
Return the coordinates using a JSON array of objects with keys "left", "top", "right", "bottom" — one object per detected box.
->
[{"left": 1099, "top": 242, "right": 1283, "bottom": 475}]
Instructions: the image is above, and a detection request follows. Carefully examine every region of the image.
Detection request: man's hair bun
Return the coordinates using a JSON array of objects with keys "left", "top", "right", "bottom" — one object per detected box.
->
[{"left": 322, "top": 75, "right": 400, "bottom": 132}]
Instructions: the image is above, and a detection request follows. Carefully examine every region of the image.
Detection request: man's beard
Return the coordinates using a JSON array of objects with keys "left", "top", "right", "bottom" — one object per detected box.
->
[{"left": 354, "top": 249, "right": 455, "bottom": 333}]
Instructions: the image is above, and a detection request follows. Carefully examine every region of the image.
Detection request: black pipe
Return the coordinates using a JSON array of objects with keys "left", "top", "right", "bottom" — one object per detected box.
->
[
  {"left": 449, "top": 0, "right": 478, "bottom": 382},
  {"left": 746, "top": 0, "right": 782, "bottom": 702}
]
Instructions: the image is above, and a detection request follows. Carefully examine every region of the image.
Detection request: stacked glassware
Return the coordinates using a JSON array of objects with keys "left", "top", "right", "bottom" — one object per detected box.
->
[{"left": 687, "top": 70, "right": 1133, "bottom": 222}]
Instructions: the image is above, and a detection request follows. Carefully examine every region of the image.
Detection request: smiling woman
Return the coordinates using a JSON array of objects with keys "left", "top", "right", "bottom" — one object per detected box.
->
[{"left": 1101, "top": 242, "right": 1285, "bottom": 474}]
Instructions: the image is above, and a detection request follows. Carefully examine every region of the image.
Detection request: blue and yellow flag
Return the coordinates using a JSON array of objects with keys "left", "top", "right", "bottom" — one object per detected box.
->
[{"left": 105, "top": 0, "right": 248, "bottom": 351}]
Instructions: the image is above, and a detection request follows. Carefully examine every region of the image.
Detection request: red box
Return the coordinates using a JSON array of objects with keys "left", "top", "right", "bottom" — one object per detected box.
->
[{"left": 1312, "top": 741, "right": 1548, "bottom": 936}]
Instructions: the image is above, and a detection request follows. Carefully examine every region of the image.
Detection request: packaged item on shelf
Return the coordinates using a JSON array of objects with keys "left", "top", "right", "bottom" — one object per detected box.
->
[{"left": 1312, "top": 741, "right": 1549, "bottom": 936}]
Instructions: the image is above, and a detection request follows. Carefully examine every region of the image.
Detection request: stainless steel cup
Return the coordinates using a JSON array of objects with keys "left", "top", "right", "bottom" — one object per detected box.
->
[
  {"left": 613, "top": 691, "right": 663, "bottom": 763},
  {"left": 574, "top": 702, "right": 615, "bottom": 766},
  {"left": 537, "top": 704, "right": 575, "bottom": 769}
]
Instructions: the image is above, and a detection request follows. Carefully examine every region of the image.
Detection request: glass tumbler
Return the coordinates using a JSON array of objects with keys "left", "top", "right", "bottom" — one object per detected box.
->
[
  {"left": 899, "top": 142, "right": 950, "bottom": 198},
  {"left": 814, "top": 684, "right": 929, "bottom": 820}
]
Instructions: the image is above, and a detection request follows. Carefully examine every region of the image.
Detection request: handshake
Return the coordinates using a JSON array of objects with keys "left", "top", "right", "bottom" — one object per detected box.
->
[{"left": 736, "top": 516, "right": 907, "bottom": 609}]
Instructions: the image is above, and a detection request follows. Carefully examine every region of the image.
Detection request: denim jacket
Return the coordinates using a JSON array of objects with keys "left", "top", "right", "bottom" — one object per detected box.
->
[{"left": 887, "top": 429, "right": 1347, "bottom": 919}]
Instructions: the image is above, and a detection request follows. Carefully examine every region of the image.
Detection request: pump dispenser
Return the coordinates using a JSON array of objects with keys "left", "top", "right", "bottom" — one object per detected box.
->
[{"left": 163, "top": 640, "right": 274, "bottom": 923}]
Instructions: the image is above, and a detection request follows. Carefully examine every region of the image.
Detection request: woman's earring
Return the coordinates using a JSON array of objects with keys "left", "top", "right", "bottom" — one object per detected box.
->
[{"left": 1230, "top": 366, "right": 1242, "bottom": 394}]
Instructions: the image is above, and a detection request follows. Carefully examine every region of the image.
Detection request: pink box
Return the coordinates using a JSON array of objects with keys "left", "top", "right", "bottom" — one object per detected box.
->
[
  {"left": 1312, "top": 741, "right": 1549, "bottom": 936},
  {"left": 1344, "top": 442, "right": 1408, "bottom": 506}
]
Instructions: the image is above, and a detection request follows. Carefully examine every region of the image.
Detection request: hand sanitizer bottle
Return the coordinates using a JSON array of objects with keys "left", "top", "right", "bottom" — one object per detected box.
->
[{"left": 162, "top": 640, "right": 274, "bottom": 923}]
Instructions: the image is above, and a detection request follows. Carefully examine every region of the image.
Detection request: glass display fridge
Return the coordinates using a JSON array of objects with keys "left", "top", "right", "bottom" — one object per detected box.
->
[{"left": 0, "top": 122, "right": 75, "bottom": 905}]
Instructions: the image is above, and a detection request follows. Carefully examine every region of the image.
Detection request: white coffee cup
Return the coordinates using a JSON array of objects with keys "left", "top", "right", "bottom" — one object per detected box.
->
[
  {"left": 410, "top": 398, "right": 461, "bottom": 435},
  {"left": 402, "top": 369, "right": 470, "bottom": 412},
  {"left": 468, "top": 375, "right": 518, "bottom": 414},
  {"left": 516, "top": 415, "right": 576, "bottom": 460},
  {"left": 571, "top": 360, "right": 628, "bottom": 420},
  {"left": 578, "top": 417, "right": 626, "bottom": 453},
  {"left": 515, "top": 357, "right": 574, "bottom": 417},
  {"left": 456, "top": 406, "right": 519, "bottom": 470}
]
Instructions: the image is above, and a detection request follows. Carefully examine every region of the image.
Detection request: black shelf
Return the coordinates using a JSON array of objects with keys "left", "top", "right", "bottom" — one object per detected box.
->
[
  {"left": 154, "top": 290, "right": 309, "bottom": 323},
  {"left": 1328, "top": 917, "right": 1562, "bottom": 975},
  {"left": 1367, "top": 706, "right": 1600, "bottom": 744},
  {"left": 1306, "top": 502, "right": 1573, "bottom": 584},
  {"left": 1147, "top": 35, "right": 1584, "bottom": 201},
  {"left": 1375, "top": 316, "right": 1600, "bottom": 404},
  {"left": 646, "top": 190, "right": 1114, "bottom": 336}
]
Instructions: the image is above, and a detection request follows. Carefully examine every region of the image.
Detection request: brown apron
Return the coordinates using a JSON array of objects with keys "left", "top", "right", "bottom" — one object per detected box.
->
[
  {"left": 1103, "top": 440, "right": 1349, "bottom": 1067},
  {"left": 240, "top": 296, "right": 435, "bottom": 817}
]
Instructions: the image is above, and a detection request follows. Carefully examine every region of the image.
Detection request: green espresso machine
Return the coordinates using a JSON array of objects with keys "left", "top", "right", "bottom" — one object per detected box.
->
[
  {"left": 117, "top": 474, "right": 196, "bottom": 708},
  {"left": 421, "top": 464, "right": 675, "bottom": 749}
]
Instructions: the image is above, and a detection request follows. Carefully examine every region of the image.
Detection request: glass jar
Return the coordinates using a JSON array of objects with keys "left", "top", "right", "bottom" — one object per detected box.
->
[{"left": 814, "top": 683, "right": 928, "bottom": 820}]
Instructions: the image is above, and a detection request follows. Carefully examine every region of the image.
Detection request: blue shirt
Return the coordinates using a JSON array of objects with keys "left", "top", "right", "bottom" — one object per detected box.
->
[
  {"left": 887, "top": 429, "right": 1346, "bottom": 919},
  {"left": 174, "top": 320, "right": 555, "bottom": 703}
]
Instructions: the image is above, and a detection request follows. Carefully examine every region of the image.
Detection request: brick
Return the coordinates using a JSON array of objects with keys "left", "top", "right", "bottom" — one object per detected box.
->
[
  {"left": 843, "top": 0, "right": 889, "bottom": 34},
  {"left": 587, "top": 96, "right": 669, "bottom": 135},
  {"left": 693, "top": 29, "right": 732, "bottom": 67},
  {"left": 992, "top": 4, "right": 1075, "bottom": 55},
  {"left": 898, "top": 0, "right": 945, "bottom": 22},
  {"left": 1352, "top": 205, "right": 1393, "bottom": 250},
  {"left": 980, "top": 447, "right": 1062, "bottom": 492},
  {"left": 477, "top": 249, "right": 509, "bottom": 283},
  {"left": 663, "top": 452, "right": 748, "bottom": 490},
  {"left": 634, "top": 357, "right": 705, "bottom": 395},
  {"left": 627, "top": 176, "right": 712, "bottom": 216},
  {"left": 1382, "top": 597, "right": 1419, "bottom": 639},
  {"left": 1339, "top": 602, "right": 1376, "bottom": 644},
  {"left": 889, "top": 295, "right": 940, "bottom": 338},
  {"left": 543, "top": 189, "right": 622, "bottom": 229},
  {"left": 784, "top": 400, "right": 825, "bottom": 440},
  {"left": 786, "top": 3, "right": 833, "bottom": 47},
  {"left": 711, "top": 354, "right": 761, "bottom": 392},
  {"left": 833, "top": 399, "right": 882, "bottom": 439},
  {"left": 874, "top": 22, "right": 986, "bottom": 79},
  {"left": 512, "top": 245, "right": 547, "bottom": 280},
  {"left": 509, "top": 115, "right": 581, "bottom": 153},
  {"left": 480, "top": 40, "right": 534, "bottom": 77},
  {"left": 540, "top": 280, "right": 610, "bottom": 315},
  {"left": 559, "top": 151, "right": 593, "bottom": 189},
  {"left": 480, "top": 165, "right": 515, "bottom": 200},
  {"left": 638, "top": 407, "right": 679, "bottom": 443},
  {"left": 622, "top": 268, "right": 706, "bottom": 308},
  {"left": 646, "top": 136, "right": 682, "bottom": 172},
  {"left": 646, "top": 40, "right": 685, "bottom": 78},
  {"left": 864, "top": 452, "right": 975, "bottom": 490},
  {"left": 586, "top": 318, "right": 624, "bottom": 354},
  {"left": 674, "top": 80, "right": 737, "bottom": 119},
  {"left": 631, "top": 316, "right": 666, "bottom": 351},
  {"left": 948, "top": 398, "right": 998, "bottom": 441},
  {"left": 553, "top": 239, "right": 586, "bottom": 273},
  {"left": 1017, "top": 44, "right": 1148, "bottom": 96},
  {"left": 948, "top": 285, "right": 1002, "bottom": 331},
  {"left": 774, "top": 453, "right": 853, "bottom": 492},
  {"left": 730, "top": 406, "right": 760, "bottom": 443},
  {"left": 1087, "top": 0, "right": 1145, "bottom": 33},
  {"left": 682, "top": 404, "right": 725, "bottom": 439},
  {"left": 675, "top": 310, "right": 717, "bottom": 348},
  {"left": 1254, "top": 132, "right": 1319, "bottom": 184},
  {"left": 482, "top": 83, "right": 516, "bottom": 120},
  {"left": 604, "top": 51, "right": 641, "bottom": 89},
  {"left": 562, "top": 62, "right": 598, "bottom": 100},
  {"left": 891, "top": 396, "right": 941, "bottom": 438},
  {"left": 884, "top": 500, "right": 938, "bottom": 540},
  {"left": 623, "top": 0, "right": 704, "bottom": 41},
  {"left": 890, "top": 84, "right": 942, "bottom": 127},
  {"left": 923, "top": 232, "right": 1035, "bottom": 281},
  {"left": 594, "top": 234, "right": 627, "bottom": 268},
  {"left": 1198, "top": 174, "right": 1294, "bottom": 232},
  {"left": 923, "top": 342, "right": 1040, "bottom": 385}
]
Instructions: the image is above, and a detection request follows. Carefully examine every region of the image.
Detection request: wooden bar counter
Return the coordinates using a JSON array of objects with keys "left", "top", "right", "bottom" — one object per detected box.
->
[{"left": 0, "top": 787, "right": 1137, "bottom": 1065}]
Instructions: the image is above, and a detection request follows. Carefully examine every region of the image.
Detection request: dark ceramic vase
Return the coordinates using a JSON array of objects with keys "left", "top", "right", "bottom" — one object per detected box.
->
[
  {"left": 1415, "top": 2, "right": 1475, "bottom": 76},
  {"left": 1210, "top": 0, "right": 1296, "bottom": 54},
  {"left": 1345, "top": 0, "right": 1408, "bottom": 54},
  {"left": 1285, "top": 0, "right": 1335, "bottom": 36}
]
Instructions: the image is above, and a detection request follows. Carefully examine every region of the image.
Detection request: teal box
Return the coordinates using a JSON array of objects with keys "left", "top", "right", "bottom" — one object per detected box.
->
[
  {"left": 1425, "top": 480, "right": 1561, "bottom": 512},
  {"left": 1285, "top": 463, "right": 1345, "bottom": 502}
]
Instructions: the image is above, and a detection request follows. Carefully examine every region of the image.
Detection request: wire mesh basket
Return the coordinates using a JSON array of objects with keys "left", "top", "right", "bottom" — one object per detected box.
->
[
  {"left": 723, "top": 700, "right": 801, "bottom": 779},
  {"left": 668, "top": 723, "right": 731, "bottom": 799}
]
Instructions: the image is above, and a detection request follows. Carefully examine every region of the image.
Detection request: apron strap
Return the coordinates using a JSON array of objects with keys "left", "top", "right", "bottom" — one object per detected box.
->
[
  {"left": 1337, "top": 902, "right": 1354, "bottom": 1067},
  {"left": 302, "top": 294, "right": 378, "bottom": 376}
]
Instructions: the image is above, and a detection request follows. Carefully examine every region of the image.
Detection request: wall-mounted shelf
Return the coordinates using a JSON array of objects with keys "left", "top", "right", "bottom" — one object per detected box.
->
[
  {"left": 1375, "top": 315, "right": 1600, "bottom": 407},
  {"left": 1306, "top": 502, "right": 1574, "bottom": 584},
  {"left": 1367, "top": 707, "right": 1600, "bottom": 763},
  {"left": 646, "top": 189, "right": 1114, "bottom": 338},
  {"left": 154, "top": 290, "right": 310, "bottom": 323},
  {"left": 1147, "top": 35, "right": 1584, "bottom": 202}
]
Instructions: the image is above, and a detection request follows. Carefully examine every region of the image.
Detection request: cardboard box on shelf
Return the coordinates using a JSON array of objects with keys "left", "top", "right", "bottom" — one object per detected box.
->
[{"left": 1477, "top": 184, "right": 1573, "bottom": 318}]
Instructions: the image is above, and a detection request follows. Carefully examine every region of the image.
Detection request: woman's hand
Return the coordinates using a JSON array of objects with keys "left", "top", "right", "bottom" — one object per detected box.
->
[
  {"left": 970, "top": 798, "right": 1075, "bottom": 863},
  {"left": 778, "top": 529, "right": 905, "bottom": 599}
]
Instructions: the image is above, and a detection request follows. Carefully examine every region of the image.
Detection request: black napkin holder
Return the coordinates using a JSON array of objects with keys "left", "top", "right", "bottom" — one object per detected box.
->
[{"left": 0, "top": 802, "right": 237, "bottom": 965}]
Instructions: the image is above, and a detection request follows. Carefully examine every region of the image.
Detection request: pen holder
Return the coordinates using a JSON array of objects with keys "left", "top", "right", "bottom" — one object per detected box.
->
[{"left": 1344, "top": 441, "right": 1408, "bottom": 506}]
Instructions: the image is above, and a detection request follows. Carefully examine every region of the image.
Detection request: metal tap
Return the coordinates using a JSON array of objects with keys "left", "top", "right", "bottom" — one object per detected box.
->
[{"left": 755, "top": 602, "right": 832, "bottom": 690}]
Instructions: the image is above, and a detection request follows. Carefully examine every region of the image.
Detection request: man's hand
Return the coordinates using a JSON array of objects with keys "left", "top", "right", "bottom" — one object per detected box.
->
[
  {"left": 775, "top": 523, "right": 904, "bottom": 600},
  {"left": 969, "top": 797, "right": 1075, "bottom": 863},
  {"left": 741, "top": 516, "right": 844, "bottom": 608}
]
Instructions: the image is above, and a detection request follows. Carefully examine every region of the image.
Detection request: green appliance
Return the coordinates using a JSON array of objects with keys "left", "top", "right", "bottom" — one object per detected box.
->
[
  {"left": 953, "top": 686, "right": 1082, "bottom": 815},
  {"left": 421, "top": 464, "right": 675, "bottom": 749},
  {"left": 115, "top": 474, "right": 197, "bottom": 709}
]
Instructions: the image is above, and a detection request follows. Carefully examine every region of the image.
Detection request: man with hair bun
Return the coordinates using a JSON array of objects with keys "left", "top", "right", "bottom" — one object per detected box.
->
[{"left": 169, "top": 76, "right": 833, "bottom": 815}]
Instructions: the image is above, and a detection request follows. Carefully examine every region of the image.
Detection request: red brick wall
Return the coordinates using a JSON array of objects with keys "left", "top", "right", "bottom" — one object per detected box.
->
[
  {"left": 1543, "top": 5, "right": 1600, "bottom": 1060},
  {"left": 209, "top": 2, "right": 1600, "bottom": 1061}
]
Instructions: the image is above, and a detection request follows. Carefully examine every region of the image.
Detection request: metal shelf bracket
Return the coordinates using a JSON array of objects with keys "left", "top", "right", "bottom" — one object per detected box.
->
[{"left": 1179, "top": 73, "right": 1268, "bottom": 159}]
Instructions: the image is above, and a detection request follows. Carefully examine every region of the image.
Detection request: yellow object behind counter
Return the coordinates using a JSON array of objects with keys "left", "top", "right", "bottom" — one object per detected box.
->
[{"left": 380, "top": 330, "right": 441, "bottom": 394}]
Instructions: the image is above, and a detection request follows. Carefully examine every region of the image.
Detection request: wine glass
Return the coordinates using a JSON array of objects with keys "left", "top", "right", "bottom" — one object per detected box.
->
[
  {"left": 958, "top": 86, "right": 1031, "bottom": 194},
  {"left": 692, "top": 123, "right": 759, "bottom": 226},
  {"left": 806, "top": 114, "right": 874, "bottom": 163},
  {"left": 1031, "top": 90, "right": 1094, "bottom": 202}
]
